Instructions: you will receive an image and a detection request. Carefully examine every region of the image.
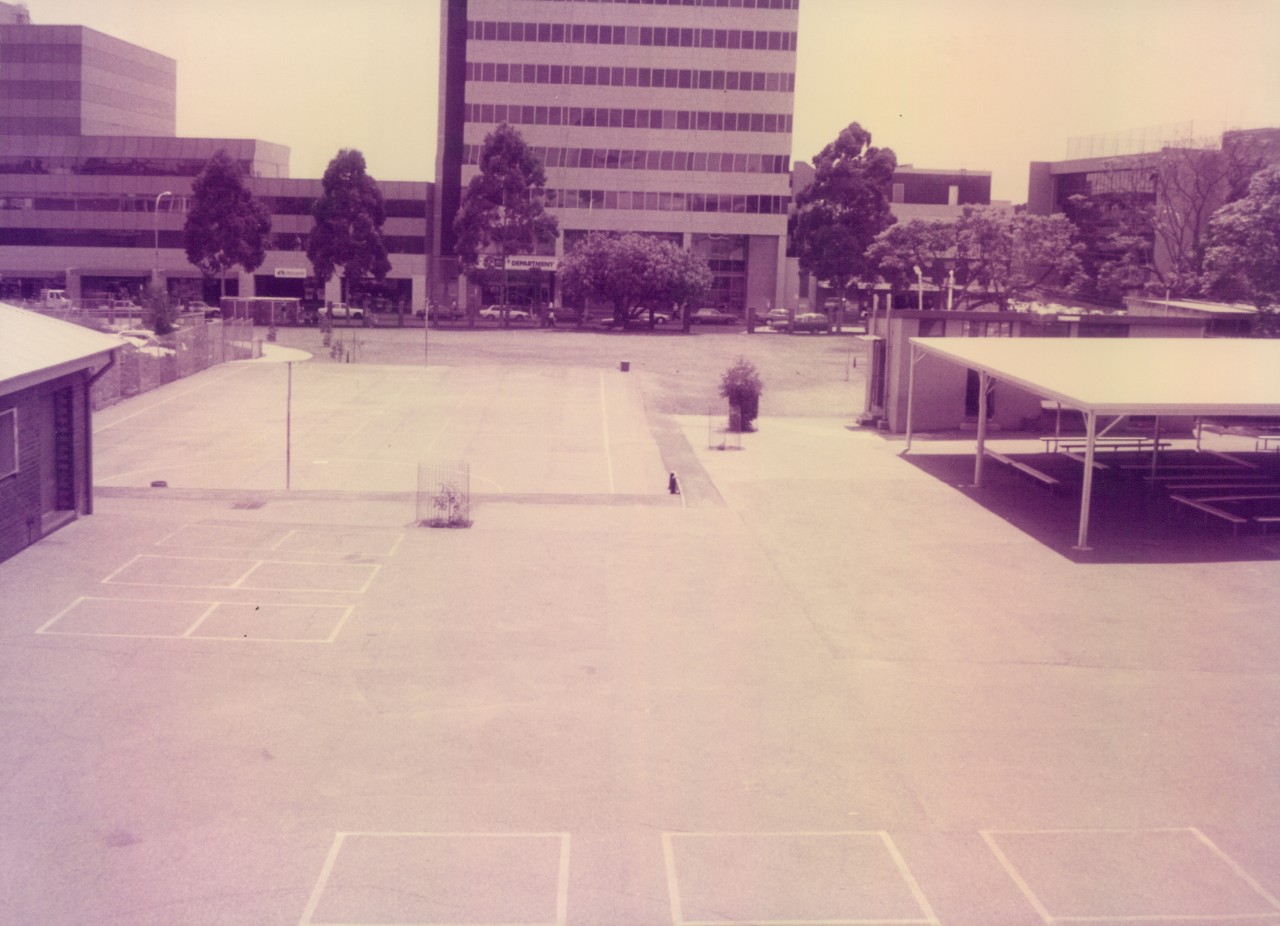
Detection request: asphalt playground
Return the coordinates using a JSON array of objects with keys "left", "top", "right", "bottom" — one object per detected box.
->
[{"left": 1, "top": 328, "right": 1277, "bottom": 926}]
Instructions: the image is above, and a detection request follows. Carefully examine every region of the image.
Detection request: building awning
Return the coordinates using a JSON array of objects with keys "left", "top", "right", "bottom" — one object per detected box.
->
[
  {"left": 903, "top": 337, "right": 1280, "bottom": 549},
  {"left": 0, "top": 302, "right": 120, "bottom": 398}
]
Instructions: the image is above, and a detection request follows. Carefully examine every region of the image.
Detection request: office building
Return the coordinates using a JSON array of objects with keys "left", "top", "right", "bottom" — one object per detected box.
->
[
  {"left": 0, "top": 5, "right": 431, "bottom": 310},
  {"left": 433, "top": 0, "right": 799, "bottom": 314}
]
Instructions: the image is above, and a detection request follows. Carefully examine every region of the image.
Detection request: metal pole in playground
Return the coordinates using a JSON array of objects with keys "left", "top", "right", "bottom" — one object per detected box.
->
[{"left": 286, "top": 361, "right": 293, "bottom": 490}]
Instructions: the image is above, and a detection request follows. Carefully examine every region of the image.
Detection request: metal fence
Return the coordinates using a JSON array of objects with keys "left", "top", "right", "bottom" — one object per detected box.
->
[
  {"left": 416, "top": 460, "right": 472, "bottom": 528},
  {"left": 90, "top": 319, "right": 259, "bottom": 410}
]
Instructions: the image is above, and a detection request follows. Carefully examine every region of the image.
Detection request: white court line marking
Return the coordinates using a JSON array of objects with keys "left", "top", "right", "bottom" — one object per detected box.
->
[
  {"left": 879, "top": 832, "right": 941, "bottom": 926},
  {"left": 662, "top": 832, "right": 685, "bottom": 925},
  {"left": 93, "top": 365, "right": 246, "bottom": 432},
  {"left": 36, "top": 597, "right": 354, "bottom": 643},
  {"left": 180, "top": 602, "right": 220, "bottom": 637},
  {"left": 981, "top": 827, "right": 1280, "bottom": 925},
  {"left": 1189, "top": 828, "right": 1280, "bottom": 912},
  {"left": 600, "top": 371, "right": 616, "bottom": 493},
  {"left": 102, "top": 555, "right": 378, "bottom": 593},
  {"left": 99, "top": 554, "right": 144, "bottom": 585},
  {"left": 666, "top": 831, "right": 936, "bottom": 926},
  {"left": 269, "top": 529, "right": 296, "bottom": 552},
  {"left": 297, "top": 832, "right": 570, "bottom": 926}
]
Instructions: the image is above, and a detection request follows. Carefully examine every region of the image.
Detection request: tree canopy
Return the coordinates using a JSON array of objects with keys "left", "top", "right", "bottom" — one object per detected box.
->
[
  {"left": 558, "top": 232, "right": 712, "bottom": 326},
  {"left": 307, "top": 149, "right": 392, "bottom": 302},
  {"left": 867, "top": 207, "right": 1084, "bottom": 311},
  {"left": 453, "top": 123, "right": 558, "bottom": 323},
  {"left": 183, "top": 150, "right": 272, "bottom": 298},
  {"left": 791, "top": 122, "right": 897, "bottom": 309},
  {"left": 1202, "top": 163, "right": 1280, "bottom": 322}
]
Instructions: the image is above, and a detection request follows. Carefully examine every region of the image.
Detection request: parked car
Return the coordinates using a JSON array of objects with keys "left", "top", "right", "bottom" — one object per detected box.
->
[
  {"left": 329, "top": 303, "right": 364, "bottom": 320},
  {"left": 416, "top": 303, "right": 465, "bottom": 321},
  {"left": 479, "top": 305, "right": 531, "bottom": 320},
  {"left": 189, "top": 301, "right": 220, "bottom": 319},
  {"left": 690, "top": 307, "right": 738, "bottom": 325},
  {"left": 765, "top": 309, "right": 793, "bottom": 330},
  {"left": 790, "top": 312, "right": 832, "bottom": 333},
  {"left": 631, "top": 309, "right": 673, "bottom": 326},
  {"left": 42, "top": 289, "right": 72, "bottom": 310}
]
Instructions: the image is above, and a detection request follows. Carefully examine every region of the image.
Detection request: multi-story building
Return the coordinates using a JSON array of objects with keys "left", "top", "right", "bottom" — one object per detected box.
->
[
  {"left": 0, "top": 4, "right": 430, "bottom": 311},
  {"left": 433, "top": 0, "right": 799, "bottom": 315}
]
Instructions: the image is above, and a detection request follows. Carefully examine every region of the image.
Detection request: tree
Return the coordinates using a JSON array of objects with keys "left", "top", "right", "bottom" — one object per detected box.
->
[
  {"left": 953, "top": 207, "right": 1084, "bottom": 311},
  {"left": 140, "top": 281, "right": 176, "bottom": 336},
  {"left": 307, "top": 149, "right": 392, "bottom": 313},
  {"left": 867, "top": 208, "right": 1083, "bottom": 311},
  {"left": 557, "top": 232, "right": 712, "bottom": 328},
  {"left": 184, "top": 150, "right": 272, "bottom": 301},
  {"left": 453, "top": 123, "right": 558, "bottom": 327},
  {"left": 791, "top": 122, "right": 897, "bottom": 324},
  {"left": 1202, "top": 164, "right": 1280, "bottom": 332},
  {"left": 1061, "top": 191, "right": 1155, "bottom": 306}
]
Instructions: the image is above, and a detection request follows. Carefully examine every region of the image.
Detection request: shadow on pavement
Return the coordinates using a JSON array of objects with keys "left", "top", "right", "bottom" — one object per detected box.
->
[{"left": 902, "top": 450, "right": 1280, "bottom": 564}]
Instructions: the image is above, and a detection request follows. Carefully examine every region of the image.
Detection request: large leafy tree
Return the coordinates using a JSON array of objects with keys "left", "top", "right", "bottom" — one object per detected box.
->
[
  {"left": 1202, "top": 164, "right": 1280, "bottom": 332},
  {"left": 954, "top": 207, "right": 1084, "bottom": 311},
  {"left": 307, "top": 149, "right": 392, "bottom": 308},
  {"left": 454, "top": 123, "right": 558, "bottom": 326},
  {"left": 558, "top": 232, "right": 712, "bottom": 328},
  {"left": 867, "top": 207, "right": 1084, "bottom": 311},
  {"left": 184, "top": 150, "right": 272, "bottom": 300},
  {"left": 791, "top": 122, "right": 897, "bottom": 322}
]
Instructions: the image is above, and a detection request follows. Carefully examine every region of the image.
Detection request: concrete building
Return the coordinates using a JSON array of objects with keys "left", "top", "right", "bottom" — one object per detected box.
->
[
  {"left": 0, "top": 301, "right": 118, "bottom": 562},
  {"left": 433, "top": 0, "right": 798, "bottom": 315},
  {"left": 0, "top": 6, "right": 431, "bottom": 312}
]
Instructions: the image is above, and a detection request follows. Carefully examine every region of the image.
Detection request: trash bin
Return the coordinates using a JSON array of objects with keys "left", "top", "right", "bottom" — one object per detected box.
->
[{"left": 620, "top": 361, "right": 630, "bottom": 372}]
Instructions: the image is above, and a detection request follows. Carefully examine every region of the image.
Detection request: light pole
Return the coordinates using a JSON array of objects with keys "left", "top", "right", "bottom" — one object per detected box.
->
[
  {"left": 153, "top": 190, "right": 172, "bottom": 286},
  {"left": 913, "top": 265, "right": 924, "bottom": 312},
  {"left": 947, "top": 269, "right": 955, "bottom": 311}
]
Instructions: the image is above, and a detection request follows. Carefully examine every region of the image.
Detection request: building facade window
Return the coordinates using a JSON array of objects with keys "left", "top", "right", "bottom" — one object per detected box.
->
[
  {"left": 465, "top": 61, "right": 795, "bottom": 92},
  {"left": 463, "top": 144, "right": 788, "bottom": 175},
  {"left": 467, "top": 20, "right": 798, "bottom": 50},
  {"left": 545, "top": 188, "right": 787, "bottom": 214},
  {"left": 464, "top": 103, "right": 792, "bottom": 134}
]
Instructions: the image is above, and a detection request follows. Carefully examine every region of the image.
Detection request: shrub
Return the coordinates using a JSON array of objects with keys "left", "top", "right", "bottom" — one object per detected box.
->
[{"left": 720, "top": 356, "right": 763, "bottom": 432}]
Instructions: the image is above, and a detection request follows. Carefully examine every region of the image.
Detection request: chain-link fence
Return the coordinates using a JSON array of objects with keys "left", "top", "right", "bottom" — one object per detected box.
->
[
  {"left": 91, "top": 319, "right": 259, "bottom": 410},
  {"left": 416, "top": 461, "right": 472, "bottom": 528}
]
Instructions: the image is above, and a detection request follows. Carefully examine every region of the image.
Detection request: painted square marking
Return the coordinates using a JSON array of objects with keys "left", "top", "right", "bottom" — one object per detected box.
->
[
  {"left": 299, "top": 831, "right": 570, "bottom": 926},
  {"left": 36, "top": 596, "right": 213, "bottom": 638},
  {"left": 103, "top": 554, "right": 256, "bottom": 589},
  {"left": 982, "top": 828, "right": 1280, "bottom": 923},
  {"left": 190, "top": 603, "right": 354, "bottom": 642},
  {"left": 156, "top": 523, "right": 290, "bottom": 550},
  {"left": 663, "top": 831, "right": 938, "bottom": 925},
  {"left": 273, "top": 529, "right": 404, "bottom": 557},
  {"left": 237, "top": 561, "right": 379, "bottom": 593}
]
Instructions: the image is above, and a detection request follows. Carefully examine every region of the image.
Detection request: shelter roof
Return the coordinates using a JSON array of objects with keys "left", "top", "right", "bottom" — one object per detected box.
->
[
  {"left": 0, "top": 302, "right": 119, "bottom": 398},
  {"left": 910, "top": 336, "right": 1280, "bottom": 417}
]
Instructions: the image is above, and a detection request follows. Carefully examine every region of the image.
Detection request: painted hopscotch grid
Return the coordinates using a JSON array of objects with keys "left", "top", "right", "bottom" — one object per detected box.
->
[
  {"left": 981, "top": 828, "right": 1280, "bottom": 924},
  {"left": 298, "top": 831, "right": 570, "bottom": 926},
  {"left": 36, "top": 597, "right": 355, "bottom": 642},
  {"left": 102, "top": 554, "right": 380, "bottom": 594},
  {"left": 662, "top": 831, "right": 939, "bottom": 926},
  {"left": 271, "top": 528, "right": 405, "bottom": 558}
]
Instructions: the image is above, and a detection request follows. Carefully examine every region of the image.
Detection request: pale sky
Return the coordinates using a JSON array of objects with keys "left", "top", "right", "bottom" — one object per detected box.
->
[{"left": 34, "top": 0, "right": 1280, "bottom": 204}]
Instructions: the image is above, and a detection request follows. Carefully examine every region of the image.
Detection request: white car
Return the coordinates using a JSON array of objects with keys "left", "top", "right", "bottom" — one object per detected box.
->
[
  {"left": 329, "top": 303, "right": 364, "bottom": 320},
  {"left": 479, "top": 305, "right": 531, "bottom": 320}
]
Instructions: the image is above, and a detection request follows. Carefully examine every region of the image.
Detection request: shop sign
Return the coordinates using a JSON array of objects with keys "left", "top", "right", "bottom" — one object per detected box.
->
[{"left": 274, "top": 268, "right": 307, "bottom": 279}]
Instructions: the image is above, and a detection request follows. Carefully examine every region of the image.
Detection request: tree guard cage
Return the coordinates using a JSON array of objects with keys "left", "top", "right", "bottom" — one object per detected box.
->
[{"left": 901, "top": 338, "right": 1280, "bottom": 550}]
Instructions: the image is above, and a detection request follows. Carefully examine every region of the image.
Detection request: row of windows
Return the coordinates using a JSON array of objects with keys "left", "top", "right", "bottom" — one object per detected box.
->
[
  {"left": 466, "top": 103, "right": 793, "bottom": 134},
  {"left": 1, "top": 42, "right": 175, "bottom": 88},
  {"left": 0, "top": 228, "right": 425, "bottom": 254},
  {"left": 0, "top": 193, "right": 426, "bottom": 220},
  {"left": 0, "top": 155, "right": 254, "bottom": 177},
  {"left": 467, "top": 20, "right": 797, "bottom": 51},
  {"left": 544, "top": 187, "right": 788, "bottom": 214},
  {"left": 464, "top": 143, "right": 789, "bottom": 175},
  {"left": 466, "top": 60, "right": 794, "bottom": 93},
  {"left": 545, "top": 0, "right": 797, "bottom": 8}
]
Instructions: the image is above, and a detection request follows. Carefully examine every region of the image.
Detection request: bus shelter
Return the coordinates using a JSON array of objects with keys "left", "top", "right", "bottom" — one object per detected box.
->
[{"left": 903, "top": 337, "right": 1280, "bottom": 550}]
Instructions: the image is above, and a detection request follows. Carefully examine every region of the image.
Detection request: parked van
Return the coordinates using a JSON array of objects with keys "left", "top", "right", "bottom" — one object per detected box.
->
[{"left": 43, "top": 289, "right": 72, "bottom": 309}]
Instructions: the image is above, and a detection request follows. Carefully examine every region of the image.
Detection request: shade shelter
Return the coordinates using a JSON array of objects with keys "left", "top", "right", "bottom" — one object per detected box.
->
[{"left": 903, "top": 337, "right": 1280, "bottom": 549}]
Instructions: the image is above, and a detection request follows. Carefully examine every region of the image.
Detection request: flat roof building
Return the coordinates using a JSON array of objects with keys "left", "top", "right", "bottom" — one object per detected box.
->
[
  {"left": 0, "top": 7, "right": 430, "bottom": 313},
  {"left": 433, "top": 0, "right": 799, "bottom": 314}
]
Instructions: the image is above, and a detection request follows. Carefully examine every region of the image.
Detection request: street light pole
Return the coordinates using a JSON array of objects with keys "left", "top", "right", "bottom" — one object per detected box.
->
[
  {"left": 153, "top": 190, "right": 173, "bottom": 286},
  {"left": 913, "top": 265, "right": 924, "bottom": 312}
]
